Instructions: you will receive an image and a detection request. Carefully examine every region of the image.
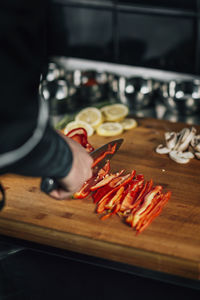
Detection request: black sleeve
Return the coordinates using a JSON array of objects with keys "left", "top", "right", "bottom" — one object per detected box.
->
[{"left": 0, "top": 0, "right": 73, "bottom": 178}]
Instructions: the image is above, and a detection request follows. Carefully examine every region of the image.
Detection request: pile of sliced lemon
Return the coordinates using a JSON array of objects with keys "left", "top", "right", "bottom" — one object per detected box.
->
[{"left": 63, "top": 104, "right": 137, "bottom": 137}]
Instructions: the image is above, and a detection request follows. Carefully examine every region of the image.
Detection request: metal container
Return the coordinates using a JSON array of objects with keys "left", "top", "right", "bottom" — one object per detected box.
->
[
  {"left": 40, "top": 79, "right": 78, "bottom": 115},
  {"left": 108, "top": 75, "right": 159, "bottom": 109},
  {"left": 45, "top": 62, "right": 65, "bottom": 82},
  {"left": 159, "top": 79, "right": 200, "bottom": 115},
  {"left": 66, "top": 69, "right": 109, "bottom": 104}
]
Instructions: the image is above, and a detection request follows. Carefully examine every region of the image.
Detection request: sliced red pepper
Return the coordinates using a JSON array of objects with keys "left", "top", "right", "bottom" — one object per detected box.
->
[
  {"left": 111, "top": 170, "right": 136, "bottom": 189},
  {"left": 125, "top": 179, "right": 154, "bottom": 227},
  {"left": 96, "top": 194, "right": 113, "bottom": 214},
  {"left": 90, "top": 173, "right": 120, "bottom": 191},
  {"left": 101, "top": 200, "right": 121, "bottom": 220},
  {"left": 91, "top": 169, "right": 127, "bottom": 192},
  {"left": 96, "top": 170, "right": 136, "bottom": 214},
  {"left": 137, "top": 206, "right": 162, "bottom": 234},
  {"left": 136, "top": 191, "right": 171, "bottom": 234},
  {"left": 66, "top": 127, "right": 88, "bottom": 138},
  {"left": 75, "top": 161, "right": 111, "bottom": 199},
  {"left": 131, "top": 185, "right": 163, "bottom": 227},
  {"left": 104, "top": 186, "right": 125, "bottom": 211},
  {"left": 66, "top": 127, "right": 94, "bottom": 153},
  {"left": 92, "top": 170, "right": 125, "bottom": 204},
  {"left": 120, "top": 176, "right": 144, "bottom": 212},
  {"left": 97, "top": 161, "right": 110, "bottom": 179},
  {"left": 96, "top": 186, "right": 120, "bottom": 214},
  {"left": 131, "top": 179, "right": 153, "bottom": 211},
  {"left": 135, "top": 193, "right": 163, "bottom": 230},
  {"left": 92, "top": 143, "right": 117, "bottom": 168},
  {"left": 73, "top": 176, "right": 97, "bottom": 199}
]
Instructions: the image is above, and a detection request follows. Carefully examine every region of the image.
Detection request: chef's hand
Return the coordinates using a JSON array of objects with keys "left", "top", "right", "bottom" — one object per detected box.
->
[{"left": 49, "top": 134, "right": 93, "bottom": 200}]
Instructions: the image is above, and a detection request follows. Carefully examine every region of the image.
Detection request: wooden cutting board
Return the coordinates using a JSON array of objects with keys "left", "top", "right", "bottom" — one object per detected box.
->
[{"left": 0, "top": 117, "right": 200, "bottom": 280}]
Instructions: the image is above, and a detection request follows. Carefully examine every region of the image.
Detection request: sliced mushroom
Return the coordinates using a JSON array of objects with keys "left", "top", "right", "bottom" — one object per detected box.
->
[
  {"left": 188, "top": 145, "right": 195, "bottom": 154},
  {"left": 155, "top": 144, "right": 171, "bottom": 154},
  {"left": 179, "top": 151, "right": 194, "bottom": 159},
  {"left": 164, "top": 132, "right": 177, "bottom": 149},
  {"left": 191, "top": 135, "right": 200, "bottom": 152},
  {"left": 195, "top": 152, "right": 200, "bottom": 159},
  {"left": 174, "top": 127, "right": 197, "bottom": 152},
  {"left": 169, "top": 150, "right": 191, "bottom": 164}
]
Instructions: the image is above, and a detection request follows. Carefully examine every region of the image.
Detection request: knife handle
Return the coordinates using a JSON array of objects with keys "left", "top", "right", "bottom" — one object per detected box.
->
[{"left": 40, "top": 177, "right": 59, "bottom": 194}]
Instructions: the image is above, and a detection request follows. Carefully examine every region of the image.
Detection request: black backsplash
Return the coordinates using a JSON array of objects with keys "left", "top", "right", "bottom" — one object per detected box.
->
[{"left": 47, "top": 0, "right": 200, "bottom": 75}]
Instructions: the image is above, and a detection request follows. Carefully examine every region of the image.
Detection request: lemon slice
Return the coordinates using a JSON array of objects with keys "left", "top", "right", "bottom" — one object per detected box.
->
[
  {"left": 96, "top": 122, "right": 123, "bottom": 137},
  {"left": 119, "top": 118, "right": 138, "bottom": 130},
  {"left": 100, "top": 104, "right": 129, "bottom": 121},
  {"left": 75, "top": 107, "right": 103, "bottom": 129},
  {"left": 63, "top": 120, "right": 94, "bottom": 137}
]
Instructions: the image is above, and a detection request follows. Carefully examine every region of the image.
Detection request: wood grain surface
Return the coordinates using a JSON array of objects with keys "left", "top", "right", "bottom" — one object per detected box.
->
[{"left": 0, "top": 118, "right": 200, "bottom": 280}]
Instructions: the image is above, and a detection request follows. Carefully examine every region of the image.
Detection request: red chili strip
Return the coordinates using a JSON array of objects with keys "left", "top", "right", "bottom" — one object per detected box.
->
[
  {"left": 66, "top": 127, "right": 94, "bottom": 153},
  {"left": 130, "top": 179, "right": 153, "bottom": 212},
  {"left": 136, "top": 191, "right": 171, "bottom": 234},
  {"left": 92, "top": 143, "right": 117, "bottom": 168}
]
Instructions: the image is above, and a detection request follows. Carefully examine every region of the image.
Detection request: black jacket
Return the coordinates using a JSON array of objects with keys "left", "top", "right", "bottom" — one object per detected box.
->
[{"left": 0, "top": 0, "right": 72, "bottom": 178}]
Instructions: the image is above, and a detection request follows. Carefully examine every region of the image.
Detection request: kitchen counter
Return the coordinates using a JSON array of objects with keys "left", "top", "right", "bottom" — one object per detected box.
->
[{"left": 0, "top": 117, "right": 200, "bottom": 287}]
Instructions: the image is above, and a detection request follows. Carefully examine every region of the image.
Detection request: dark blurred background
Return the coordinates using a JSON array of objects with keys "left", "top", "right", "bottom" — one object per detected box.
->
[{"left": 47, "top": 0, "right": 200, "bottom": 75}]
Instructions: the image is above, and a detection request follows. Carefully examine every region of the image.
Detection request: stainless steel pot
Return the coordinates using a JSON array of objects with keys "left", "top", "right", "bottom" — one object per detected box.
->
[
  {"left": 108, "top": 75, "right": 159, "bottom": 109},
  {"left": 41, "top": 79, "right": 78, "bottom": 115},
  {"left": 45, "top": 62, "right": 65, "bottom": 82},
  {"left": 65, "top": 69, "right": 109, "bottom": 104},
  {"left": 159, "top": 79, "right": 200, "bottom": 115}
]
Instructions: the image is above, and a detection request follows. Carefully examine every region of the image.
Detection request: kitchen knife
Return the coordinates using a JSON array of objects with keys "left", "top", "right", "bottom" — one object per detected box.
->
[{"left": 41, "top": 138, "right": 123, "bottom": 194}]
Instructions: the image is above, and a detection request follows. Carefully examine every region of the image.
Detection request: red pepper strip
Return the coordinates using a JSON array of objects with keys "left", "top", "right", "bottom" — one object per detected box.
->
[
  {"left": 135, "top": 193, "right": 163, "bottom": 230},
  {"left": 120, "top": 178, "right": 144, "bottom": 212},
  {"left": 136, "top": 191, "right": 171, "bottom": 234},
  {"left": 100, "top": 212, "right": 113, "bottom": 221},
  {"left": 92, "top": 170, "right": 125, "bottom": 204},
  {"left": 125, "top": 179, "right": 154, "bottom": 227},
  {"left": 120, "top": 186, "right": 140, "bottom": 212},
  {"left": 90, "top": 173, "right": 120, "bottom": 191},
  {"left": 75, "top": 161, "right": 111, "bottom": 200},
  {"left": 132, "top": 185, "right": 163, "bottom": 227},
  {"left": 73, "top": 176, "right": 97, "bottom": 199},
  {"left": 100, "top": 202, "right": 121, "bottom": 220},
  {"left": 137, "top": 206, "right": 163, "bottom": 235},
  {"left": 96, "top": 186, "right": 120, "bottom": 214},
  {"left": 97, "top": 161, "right": 110, "bottom": 179},
  {"left": 104, "top": 186, "right": 125, "bottom": 210},
  {"left": 106, "top": 170, "right": 125, "bottom": 188},
  {"left": 137, "top": 193, "right": 162, "bottom": 220},
  {"left": 66, "top": 127, "right": 94, "bottom": 153},
  {"left": 96, "top": 194, "right": 113, "bottom": 214},
  {"left": 100, "top": 171, "right": 135, "bottom": 213},
  {"left": 109, "top": 170, "right": 136, "bottom": 190},
  {"left": 131, "top": 179, "right": 153, "bottom": 211},
  {"left": 93, "top": 186, "right": 111, "bottom": 204},
  {"left": 92, "top": 143, "right": 117, "bottom": 168},
  {"left": 66, "top": 127, "right": 88, "bottom": 137}
]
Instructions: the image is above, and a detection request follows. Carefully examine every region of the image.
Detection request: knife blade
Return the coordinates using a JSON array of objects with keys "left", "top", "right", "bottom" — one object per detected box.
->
[
  {"left": 41, "top": 138, "right": 123, "bottom": 194},
  {"left": 90, "top": 138, "right": 123, "bottom": 173}
]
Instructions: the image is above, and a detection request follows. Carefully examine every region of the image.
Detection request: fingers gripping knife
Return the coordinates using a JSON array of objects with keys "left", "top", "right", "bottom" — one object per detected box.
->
[{"left": 41, "top": 138, "right": 124, "bottom": 194}]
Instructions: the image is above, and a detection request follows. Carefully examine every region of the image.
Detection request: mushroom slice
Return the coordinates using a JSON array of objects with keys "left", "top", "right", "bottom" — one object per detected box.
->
[
  {"left": 164, "top": 132, "right": 177, "bottom": 150},
  {"left": 180, "top": 151, "right": 194, "bottom": 159},
  {"left": 191, "top": 135, "right": 200, "bottom": 152},
  {"left": 195, "top": 152, "right": 200, "bottom": 160},
  {"left": 169, "top": 150, "right": 191, "bottom": 164},
  {"left": 155, "top": 144, "right": 171, "bottom": 154},
  {"left": 174, "top": 127, "right": 197, "bottom": 152}
]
